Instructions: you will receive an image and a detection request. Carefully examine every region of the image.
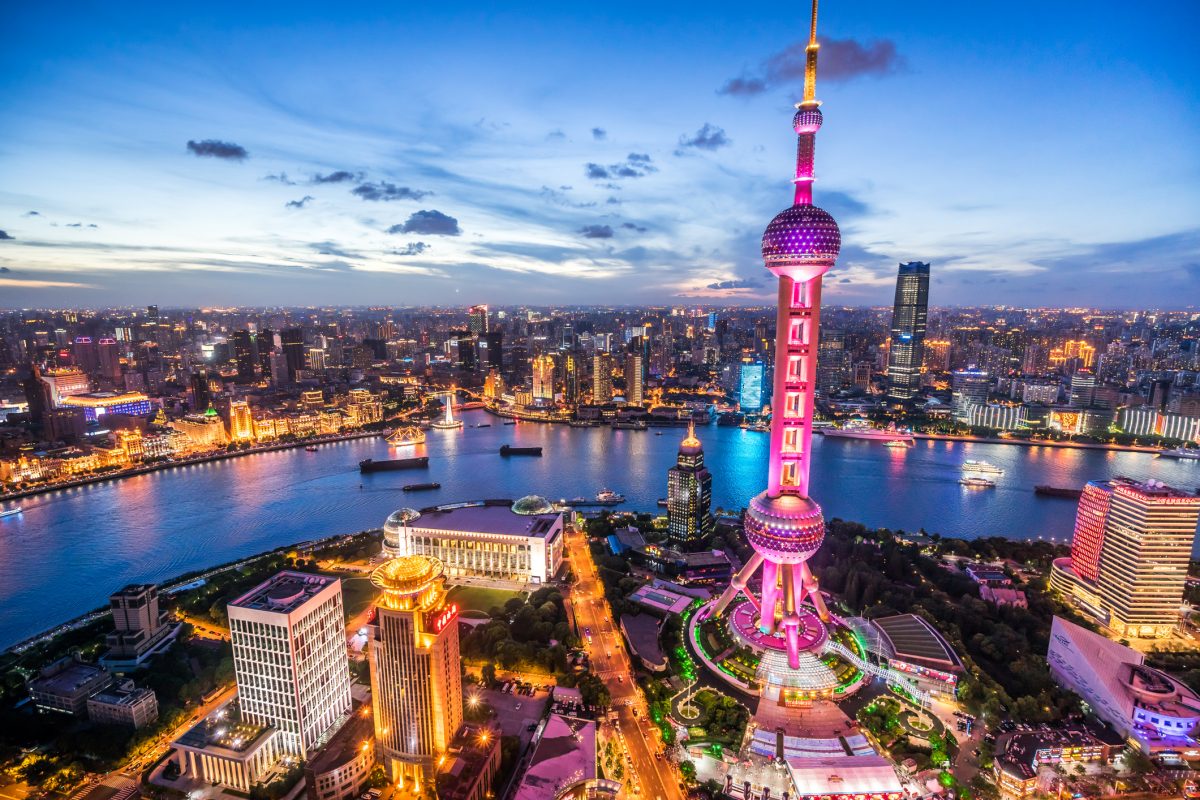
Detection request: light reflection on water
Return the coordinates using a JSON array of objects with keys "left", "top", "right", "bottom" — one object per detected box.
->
[{"left": 1, "top": 409, "right": 1197, "bottom": 648}]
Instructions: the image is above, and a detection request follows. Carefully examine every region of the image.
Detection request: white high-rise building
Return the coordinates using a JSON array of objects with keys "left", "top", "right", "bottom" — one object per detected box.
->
[{"left": 228, "top": 572, "right": 352, "bottom": 755}]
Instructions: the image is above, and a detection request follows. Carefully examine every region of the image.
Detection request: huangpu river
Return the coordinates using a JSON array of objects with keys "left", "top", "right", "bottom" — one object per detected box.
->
[{"left": 2, "top": 409, "right": 1198, "bottom": 649}]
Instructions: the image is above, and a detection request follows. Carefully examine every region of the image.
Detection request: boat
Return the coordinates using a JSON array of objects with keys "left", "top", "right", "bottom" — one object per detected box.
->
[
  {"left": 0, "top": 507, "right": 22, "bottom": 519},
  {"left": 612, "top": 421, "right": 647, "bottom": 430},
  {"left": 960, "top": 477, "right": 996, "bottom": 488},
  {"left": 657, "top": 498, "right": 668, "bottom": 507},
  {"left": 1035, "top": 485, "right": 1083, "bottom": 499},
  {"left": 387, "top": 426, "right": 427, "bottom": 446},
  {"left": 403, "top": 482, "right": 441, "bottom": 492},
  {"left": 476, "top": 423, "right": 492, "bottom": 428},
  {"left": 883, "top": 440, "right": 911, "bottom": 449},
  {"left": 359, "top": 457, "right": 430, "bottom": 473},
  {"left": 595, "top": 489, "right": 625, "bottom": 504},
  {"left": 503, "top": 420, "right": 518, "bottom": 426},
  {"left": 1159, "top": 447, "right": 1200, "bottom": 461},
  {"left": 821, "top": 419, "right": 914, "bottom": 443},
  {"left": 655, "top": 431, "right": 663, "bottom": 436},
  {"left": 499, "top": 445, "right": 543, "bottom": 457},
  {"left": 962, "top": 459, "right": 1004, "bottom": 475},
  {"left": 304, "top": 444, "right": 319, "bottom": 452},
  {"left": 568, "top": 419, "right": 599, "bottom": 428}
]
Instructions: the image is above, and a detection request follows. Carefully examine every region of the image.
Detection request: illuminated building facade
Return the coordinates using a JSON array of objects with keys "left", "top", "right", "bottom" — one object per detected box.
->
[
  {"left": 368, "top": 555, "right": 462, "bottom": 790},
  {"left": 592, "top": 353, "right": 613, "bottom": 403},
  {"left": 624, "top": 352, "right": 644, "bottom": 405},
  {"left": 738, "top": 360, "right": 765, "bottom": 412},
  {"left": 171, "top": 408, "right": 230, "bottom": 450},
  {"left": 886, "top": 261, "right": 930, "bottom": 400},
  {"left": 951, "top": 369, "right": 990, "bottom": 422},
  {"left": 666, "top": 422, "right": 714, "bottom": 550},
  {"left": 228, "top": 572, "right": 352, "bottom": 755},
  {"left": 532, "top": 355, "right": 555, "bottom": 404},
  {"left": 712, "top": 0, "right": 844, "bottom": 673},
  {"left": 59, "top": 391, "right": 151, "bottom": 422},
  {"left": 468, "top": 304, "right": 489, "bottom": 336},
  {"left": 229, "top": 401, "right": 255, "bottom": 442},
  {"left": 1051, "top": 478, "right": 1200, "bottom": 638}
]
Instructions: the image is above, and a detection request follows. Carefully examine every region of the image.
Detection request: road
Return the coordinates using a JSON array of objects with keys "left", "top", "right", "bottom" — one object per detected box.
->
[{"left": 564, "top": 525, "right": 684, "bottom": 800}]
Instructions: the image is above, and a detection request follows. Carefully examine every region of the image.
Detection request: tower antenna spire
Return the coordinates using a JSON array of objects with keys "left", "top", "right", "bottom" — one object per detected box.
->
[{"left": 802, "top": 0, "right": 820, "bottom": 107}]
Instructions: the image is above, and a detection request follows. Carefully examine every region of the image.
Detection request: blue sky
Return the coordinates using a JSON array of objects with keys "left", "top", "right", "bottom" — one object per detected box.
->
[{"left": 1, "top": 1, "right": 1198, "bottom": 309}]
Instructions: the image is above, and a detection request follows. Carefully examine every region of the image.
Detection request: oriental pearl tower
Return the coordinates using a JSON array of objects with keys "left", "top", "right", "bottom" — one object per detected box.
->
[{"left": 712, "top": 0, "right": 840, "bottom": 673}]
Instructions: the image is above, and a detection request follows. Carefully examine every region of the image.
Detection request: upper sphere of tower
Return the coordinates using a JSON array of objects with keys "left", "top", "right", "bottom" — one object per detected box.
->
[
  {"left": 761, "top": 204, "right": 841, "bottom": 280},
  {"left": 793, "top": 106, "right": 823, "bottom": 135}
]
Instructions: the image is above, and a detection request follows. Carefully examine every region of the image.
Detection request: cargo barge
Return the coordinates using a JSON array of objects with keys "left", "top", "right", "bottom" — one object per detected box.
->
[
  {"left": 359, "top": 456, "right": 429, "bottom": 473},
  {"left": 499, "top": 445, "right": 543, "bottom": 456}
]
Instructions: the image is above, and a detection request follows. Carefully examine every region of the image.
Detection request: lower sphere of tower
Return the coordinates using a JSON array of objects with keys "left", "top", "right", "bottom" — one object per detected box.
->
[
  {"left": 793, "top": 107, "right": 823, "bottom": 134},
  {"left": 743, "top": 490, "right": 825, "bottom": 565}
]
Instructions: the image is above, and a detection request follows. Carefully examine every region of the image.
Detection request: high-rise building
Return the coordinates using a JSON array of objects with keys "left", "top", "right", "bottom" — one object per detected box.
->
[
  {"left": 531, "top": 355, "right": 555, "bottom": 404},
  {"left": 228, "top": 572, "right": 352, "bottom": 755},
  {"left": 1051, "top": 478, "right": 1200, "bottom": 639},
  {"left": 485, "top": 329, "right": 504, "bottom": 370},
  {"left": 191, "top": 367, "right": 213, "bottom": 411},
  {"left": 258, "top": 328, "right": 276, "bottom": 377},
  {"left": 468, "top": 305, "right": 489, "bottom": 337},
  {"left": 738, "top": 360, "right": 765, "bottom": 412},
  {"left": 453, "top": 332, "right": 477, "bottom": 372},
  {"left": 951, "top": 369, "right": 990, "bottom": 422},
  {"left": 281, "top": 328, "right": 306, "bottom": 383},
  {"left": 102, "top": 584, "right": 172, "bottom": 669},
  {"left": 1070, "top": 372, "right": 1097, "bottom": 407},
  {"left": 666, "top": 422, "right": 714, "bottom": 550},
  {"left": 72, "top": 337, "right": 98, "bottom": 376},
  {"left": 624, "top": 352, "right": 644, "bottom": 406},
  {"left": 233, "top": 330, "right": 257, "bottom": 382},
  {"left": 97, "top": 337, "right": 122, "bottom": 382},
  {"left": 368, "top": 556, "right": 462, "bottom": 791},
  {"left": 563, "top": 353, "right": 581, "bottom": 404},
  {"left": 886, "top": 261, "right": 931, "bottom": 400},
  {"left": 592, "top": 353, "right": 613, "bottom": 404}
]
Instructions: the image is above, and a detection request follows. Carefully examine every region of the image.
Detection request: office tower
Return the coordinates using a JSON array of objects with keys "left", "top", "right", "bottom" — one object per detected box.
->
[
  {"left": 532, "top": 355, "right": 555, "bottom": 403},
  {"left": 146, "top": 305, "right": 159, "bottom": 320},
  {"left": 72, "top": 337, "right": 98, "bottom": 375},
  {"left": 592, "top": 353, "right": 613, "bottom": 403},
  {"left": 951, "top": 369, "right": 989, "bottom": 422},
  {"left": 229, "top": 400, "right": 254, "bottom": 442},
  {"left": 228, "top": 572, "right": 352, "bottom": 756},
  {"left": 1051, "top": 478, "right": 1200, "bottom": 639},
  {"left": 103, "top": 584, "right": 171, "bottom": 668},
  {"left": 713, "top": 0, "right": 840, "bottom": 672},
  {"left": 191, "top": 367, "right": 212, "bottom": 411},
  {"left": 816, "top": 329, "right": 849, "bottom": 393},
  {"left": 561, "top": 323, "right": 575, "bottom": 350},
  {"left": 233, "top": 330, "right": 257, "bottom": 382},
  {"left": 368, "top": 556, "right": 462, "bottom": 790},
  {"left": 1070, "top": 372, "right": 1097, "bottom": 407},
  {"left": 923, "top": 339, "right": 951, "bottom": 374},
  {"left": 667, "top": 422, "right": 714, "bottom": 550},
  {"left": 307, "top": 348, "right": 327, "bottom": 373},
  {"left": 624, "top": 352, "right": 644, "bottom": 406},
  {"left": 258, "top": 328, "right": 276, "bottom": 377},
  {"left": 281, "top": 328, "right": 306, "bottom": 383},
  {"left": 468, "top": 304, "right": 489, "bottom": 336},
  {"left": 738, "top": 360, "right": 765, "bottom": 412},
  {"left": 485, "top": 329, "right": 504, "bottom": 370},
  {"left": 97, "top": 338, "right": 121, "bottom": 382},
  {"left": 453, "top": 332, "right": 477, "bottom": 372},
  {"left": 886, "top": 261, "right": 931, "bottom": 400},
  {"left": 563, "top": 353, "right": 580, "bottom": 404}
]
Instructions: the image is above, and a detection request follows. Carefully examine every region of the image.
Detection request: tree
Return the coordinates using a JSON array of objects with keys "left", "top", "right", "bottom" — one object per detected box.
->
[
  {"left": 481, "top": 663, "right": 497, "bottom": 686},
  {"left": 679, "top": 760, "right": 697, "bottom": 783}
]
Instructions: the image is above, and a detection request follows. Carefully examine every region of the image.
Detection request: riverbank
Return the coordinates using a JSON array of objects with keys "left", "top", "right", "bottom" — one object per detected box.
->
[
  {"left": 910, "top": 432, "right": 1164, "bottom": 454},
  {"left": 0, "top": 428, "right": 386, "bottom": 503}
]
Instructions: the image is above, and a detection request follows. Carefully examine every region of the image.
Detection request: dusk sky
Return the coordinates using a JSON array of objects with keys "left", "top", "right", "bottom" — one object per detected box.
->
[{"left": 1, "top": 1, "right": 1198, "bottom": 309}]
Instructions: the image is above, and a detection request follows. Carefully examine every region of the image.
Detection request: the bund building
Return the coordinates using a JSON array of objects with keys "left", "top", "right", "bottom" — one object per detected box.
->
[
  {"left": 367, "top": 555, "right": 462, "bottom": 792},
  {"left": 1051, "top": 477, "right": 1200, "bottom": 639},
  {"left": 666, "top": 421, "right": 714, "bottom": 550}
]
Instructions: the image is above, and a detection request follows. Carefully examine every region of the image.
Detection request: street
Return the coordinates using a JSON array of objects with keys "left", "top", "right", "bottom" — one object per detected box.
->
[{"left": 564, "top": 525, "right": 685, "bottom": 800}]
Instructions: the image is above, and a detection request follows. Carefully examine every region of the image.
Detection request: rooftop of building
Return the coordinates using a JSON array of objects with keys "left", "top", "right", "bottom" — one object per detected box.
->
[
  {"left": 784, "top": 754, "right": 903, "bottom": 797},
  {"left": 229, "top": 570, "right": 337, "bottom": 614},
  {"left": 88, "top": 680, "right": 153, "bottom": 707},
  {"left": 437, "top": 724, "right": 500, "bottom": 800},
  {"left": 1100, "top": 476, "right": 1200, "bottom": 502},
  {"left": 59, "top": 391, "right": 149, "bottom": 405},
  {"left": 30, "top": 658, "right": 110, "bottom": 696},
  {"left": 619, "top": 614, "right": 666, "bottom": 668},
  {"left": 410, "top": 502, "right": 562, "bottom": 539},
  {"left": 175, "top": 700, "right": 275, "bottom": 755},
  {"left": 628, "top": 584, "right": 694, "bottom": 616},
  {"left": 306, "top": 703, "right": 373, "bottom": 775},
  {"left": 111, "top": 583, "right": 157, "bottom": 597},
  {"left": 996, "top": 725, "right": 1125, "bottom": 781},
  {"left": 871, "top": 613, "right": 964, "bottom": 671},
  {"left": 512, "top": 713, "right": 596, "bottom": 800}
]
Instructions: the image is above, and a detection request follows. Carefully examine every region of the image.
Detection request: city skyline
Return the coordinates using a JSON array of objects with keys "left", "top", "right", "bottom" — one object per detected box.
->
[{"left": 2, "top": 1, "right": 1198, "bottom": 309}]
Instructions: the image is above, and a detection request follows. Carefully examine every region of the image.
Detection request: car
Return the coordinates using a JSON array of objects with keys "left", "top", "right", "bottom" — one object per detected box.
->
[{"left": 515, "top": 702, "right": 522, "bottom": 710}]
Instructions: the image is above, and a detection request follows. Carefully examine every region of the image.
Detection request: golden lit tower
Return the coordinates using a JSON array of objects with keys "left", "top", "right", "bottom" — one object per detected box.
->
[{"left": 367, "top": 556, "right": 462, "bottom": 792}]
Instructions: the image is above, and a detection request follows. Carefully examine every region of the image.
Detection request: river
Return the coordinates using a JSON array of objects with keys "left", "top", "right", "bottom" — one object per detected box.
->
[{"left": 2, "top": 409, "right": 1198, "bottom": 648}]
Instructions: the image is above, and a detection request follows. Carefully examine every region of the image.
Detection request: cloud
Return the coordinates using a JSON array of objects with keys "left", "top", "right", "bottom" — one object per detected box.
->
[
  {"left": 395, "top": 242, "right": 429, "bottom": 256},
  {"left": 388, "top": 210, "right": 461, "bottom": 236},
  {"left": 546, "top": 129, "right": 566, "bottom": 141},
  {"left": 65, "top": 222, "right": 99, "bottom": 228},
  {"left": 0, "top": 266, "right": 8, "bottom": 271},
  {"left": 706, "top": 278, "right": 762, "bottom": 290},
  {"left": 311, "top": 170, "right": 361, "bottom": 184},
  {"left": 719, "top": 37, "right": 904, "bottom": 96},
  {"left": 263, "top": 172, "right": 295, "bottom": 184},
  {"left": 592, "top": 127, "right": 607, "bottom": 141},
  {"left": 0, "top": 230, "right": 13, "bottom": 240},
  {"left": 309, "top": 241, "right": 360, "bottom": 259},
  {"left": 579, "top": 224, "right": 614, "bottom": 239},
  {"left": 0, "top": 277, "right": 95, "bottom": 289},
  {"left": 285, "top": 196, "right": 314, "bottom": 209},
  {"left": 677, "top": 123, "right": 731, "bottom": 152},
  {"left": 352, "top": 181, "right": 431, "bottom": 202},
  {"left": 539, "top": 186, "right": 597, "bottom": 209},
  {"left": 585, "top": 153, "right": 657, "bottom": 181},
  {"left": 23, "top": 211, "right": 40, "bottom": 217},
  {"left": 186, "top": 139, "right": 249, "bottom": 160},
  {"left": 620, "top": 222, "right": 647, "bottom": 233}
]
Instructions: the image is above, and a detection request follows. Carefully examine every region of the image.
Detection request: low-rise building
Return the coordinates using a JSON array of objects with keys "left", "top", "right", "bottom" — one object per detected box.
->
[
  {"left": 87, "top": 679, "right": 159, "bottom": 728},
  {"left": 436, "top": 724, "right": 501, "bottom": 800},
  {"left": 304, "top": 706, "right": 375, "bottom": 800},
  {"left": 28, "top": 657, "right": 113, "bottom": 716},
  {"left": 993, "top": 726, "right": 1124, "bottom": 797},
  {"left": 172, "top": 699, "right": 282, "bottom": 793},
  {"left": 870, "top": 614, "right": 964, "bottom": 699},
  {"left": 619, "top": 614, "right": 667, "bottom": 672}
]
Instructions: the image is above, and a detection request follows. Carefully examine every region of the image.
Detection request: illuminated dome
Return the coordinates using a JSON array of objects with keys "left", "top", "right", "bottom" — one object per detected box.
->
[
  {"left": 382, "top": 508, "right": 421, "bottom": 558},
  {"left": 679, "top": 420, "right": 702, "bottom": 456},
  {"left": 512, "top": 495, "right": 554, "bottom": 515},
  {"left": 743, "top": 490, "right": 825, "bottom": 564},
  {"left": 761, "top": 204, "right": 841, "bottom": 280},
  {"left": 370, "top": 554, "right": 444, "bottom": 598},
  {"left": 386, "top": 508, "right": 421, "bottom": 527},
  {"left": 793, "top": 106, "right": 823, "bottom": 134}
]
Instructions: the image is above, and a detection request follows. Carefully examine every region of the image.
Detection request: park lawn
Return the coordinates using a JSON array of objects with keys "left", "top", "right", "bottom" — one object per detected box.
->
[
  {"left": 341, "top": 576, "right": 380, "bottom": 621},
  {"left": 446, "top": 584, "right": 524, "bottom": 614}
]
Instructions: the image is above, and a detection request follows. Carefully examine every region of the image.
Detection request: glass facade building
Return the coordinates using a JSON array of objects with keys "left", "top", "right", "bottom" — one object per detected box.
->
[{"left": 886, "top": 261, "right": 930, "bottom": 400}]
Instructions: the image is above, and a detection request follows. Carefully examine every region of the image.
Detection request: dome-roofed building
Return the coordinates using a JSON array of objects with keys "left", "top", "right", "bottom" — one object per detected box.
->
[
  {"left": 512, "top": 495, "right": 554, "bottom": 516},
  {"left": 382, "top": 508, "right": 421, "bottom": 559}
]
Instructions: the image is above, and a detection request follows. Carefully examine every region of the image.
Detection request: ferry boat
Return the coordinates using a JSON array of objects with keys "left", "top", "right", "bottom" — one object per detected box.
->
[
  {"left": 595, "top": 489, "right": 625, "bottom": 504},
  {"left": 883, "top": 440, "right": 912, "bottom": 449},
  {"left": 657, "top": 498, "right": 668, "bottom": 507},
  {"left": 1159, "top": 447, "right": 1200, "bottom": 461},
  {"left": 304, "top": 444, "right": 319, "bottom": 452},
  {"left": 960, "top": 477, "right": 996, "bottom": 488},
  {"left": 821, "top": 419, "right": 914, "bottom": 443},
  {"left": 962, "top": 459, "right": 1004, "bottom": 475},
  {"left": 0, "top": 507, "right": 22, "bottom": 519}
]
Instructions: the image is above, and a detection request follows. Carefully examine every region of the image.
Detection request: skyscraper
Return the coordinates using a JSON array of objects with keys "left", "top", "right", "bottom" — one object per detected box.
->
[
  {"left": 228, "top": 572, "right": 352, "bottom": 755},
  {"left": 468, "top": 304, "right": 489, "bottom": 337},
  {"left": 190, "top": 367, "right": 212, "bottom": 411},
  {"left": 886, "top": 261, "right": 931, "bottom": 400},
  {"left": 97, "top": 337, "right": 121, "bottom": 382},
  {"left": 233, "top": 329, "right": 257, "bottom": 382},
  {"left": 1051, "top": 478, "right": 1200, "bottom": 639},
  {"left": 667, "top": 422, "right": 714, "bottom": 550},
  {"left": 257, "top": 328, "right": 276, "bottom": 378},
  {"left": 714, "top": 0, "right": 840, "bottom": 671},
  {"left": 951, "top": 368, "right": 990, "bottom": 422},
  {"left": 281, "top": 328, "right": 305, "bottom": 383},
  {"left": 624, "top": 352, "right": 644, "bottom": 406},
  {"left": 368, "top": 556, "right": 462, "bottom": 791},
  {"left": 738, "top": 360, "right": 765, "bottom": 412},
  {"left": 531, "top": 355, "right": 555, "bottom": 404},
  {"left": 592, "top": 353, "right": 613, "bottom": 404},
  {"left": 485, "top": 329, "right": 504, "bottom": 370}
]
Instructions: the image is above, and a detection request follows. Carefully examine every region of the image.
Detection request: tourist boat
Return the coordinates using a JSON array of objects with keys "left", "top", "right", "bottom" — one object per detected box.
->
[
  {"left": 961, "top": 459, "right": 1004, "bottom": 475},
  {"left": 0, "top": 507, "right": 22, "bottom": 519},
  {"left": 387, "top": 426, "right": 427, "bottom": 446},
  {"left": 655, "top": 431, "right": 663, "bottom": 436},
  {"left": 883, "top": 440, "right": 912, "bottom": 449},
  {"left": 1035, "top": 485, "right": 1083, "bottom": 499},
  {"left": 304, "top": 444, "right": 319, "bottom": 452},
  {"left": 595, "top": 489, "right": 625, "bottom": 505},
  {"left": 403, "top": 482, "right": 441, "bottom": 492},
  {"left": 960, "top": 477, "right": 996, "bottom": 488},
  {"left": 1159, "top": 447, "right": 1200, "bottom": 461},
  {"left": 499, "top": 445, "right": 543, "bottom": 457},
  {"left": 821, "top": 418, "right": 914, "bottom": 443}
]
